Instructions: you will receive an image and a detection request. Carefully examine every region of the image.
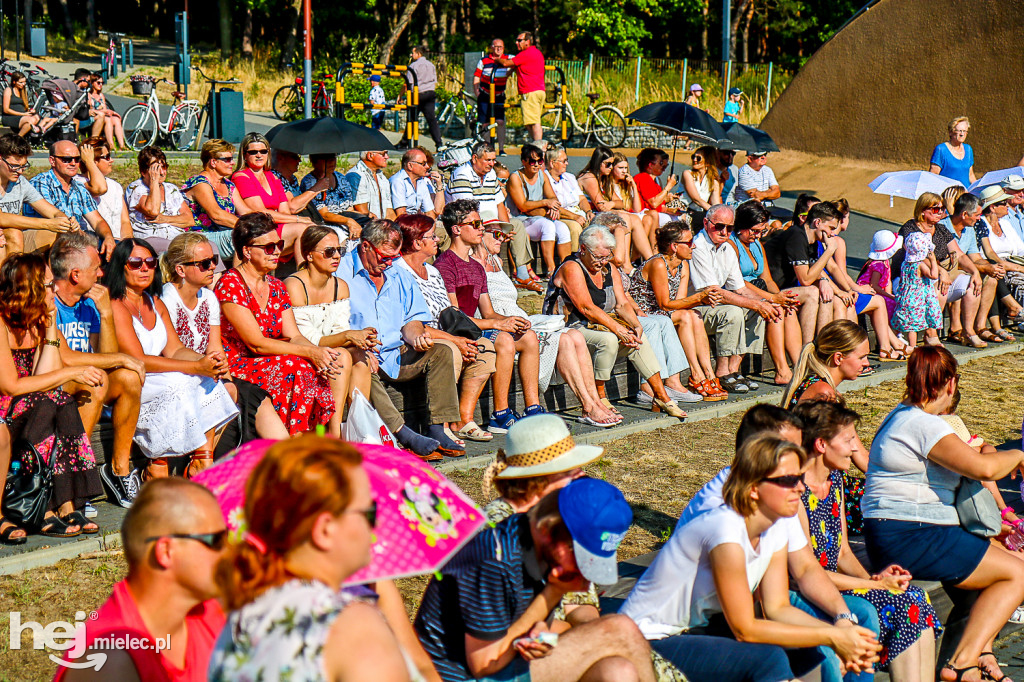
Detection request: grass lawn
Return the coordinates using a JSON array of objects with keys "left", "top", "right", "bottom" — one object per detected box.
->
[{"left": 2, "top": 350, "right": 1023, "bottom": 681}]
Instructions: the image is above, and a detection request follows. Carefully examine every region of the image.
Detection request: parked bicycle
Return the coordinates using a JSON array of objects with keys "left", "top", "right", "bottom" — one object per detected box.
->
[
  {"left": 122, "top": 75, "right": 200, "bottom": 151},
  {"left": 540, "top": 92, "right": 627, "bottom": 148},
  {"left": 190, "top": 64, "right": 242, "bottom": 151},
  {"left": 272, "top": 69, "right": 334, "bottom": 120},
  {"left": 436, "top": 89, "right": 476, "bottom": 139}
]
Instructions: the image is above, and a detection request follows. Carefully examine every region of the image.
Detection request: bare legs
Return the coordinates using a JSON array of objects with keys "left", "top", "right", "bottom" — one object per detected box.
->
[
  {"left": 255, "top": 397, "right": 289, "bottom": 438},
  {"left": 788, "top": 286, "right": 820, "bottom": 343},
  {"left": 887, "top": 626, "right": 935, "bottom": 682},
  {"left": 554, "top": 331, "right": 617, "bottom": 423},
  {"left": 326, "top": 348, "right": 355, "bottom": 437},
  {"left": 493, "top": 330, "right": 541, "bottom": 411},
  {"left": 671, "top": 309, "right": 715, "bottom": 384},
  {"left": 70, "top": 368, "right": 140, "bottom": 478}
]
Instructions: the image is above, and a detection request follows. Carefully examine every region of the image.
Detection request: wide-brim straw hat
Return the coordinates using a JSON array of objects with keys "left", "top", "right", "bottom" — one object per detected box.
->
[
  {"left": 979, "top": 185, "right": 1011, "bottom": 210},
  {"left": 867, "top": 230, "right": 903, "bottom": 260},
  {"left": 494, "top": 414, "right": 603, "bottom": 479}
]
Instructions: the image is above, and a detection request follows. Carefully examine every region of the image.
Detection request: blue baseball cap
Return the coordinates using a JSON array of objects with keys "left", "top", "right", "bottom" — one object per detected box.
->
[
  {"left": 370, "top": 75, "right": 382, "bottom": 82},
  {"left": 558, "top": 478, "right": 631, "bottom": 585},
  {"left": 729, "top": 87, "right": 743, "bottom": 96}
]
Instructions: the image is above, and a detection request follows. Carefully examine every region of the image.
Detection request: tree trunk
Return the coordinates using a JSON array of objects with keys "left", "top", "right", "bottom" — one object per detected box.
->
[
  {"left": 279, "top": 0, "right": 303, "bottom": 69},
  {"left": 378, "top": 0, "right": 422, "bottom": 64},
  {"left": 218, "top": 0, "right": 232, "bottom": 59},
  {"left": 22, "top": 0, "right": 32, "bottom": 53},
  {"left": 532, "top": 0, "right": 539, "bottom": 42},
  {"left": 85, "top": 0, "right": 97, "bottom": 37},
  {"left": 741, "top": 1, "right": 753, "bottom": 62},
  {"left": 700, "top": 0, "right": 709, "bottom": 59},
  {"left": 54, "top": 0, "right": 73, "bottom": 38},
  {"left": 729, "top": 0, "right": 751, "bottom": 61},
  {"left": 241, "top": 5, "right": 253, "bottom": 60}
]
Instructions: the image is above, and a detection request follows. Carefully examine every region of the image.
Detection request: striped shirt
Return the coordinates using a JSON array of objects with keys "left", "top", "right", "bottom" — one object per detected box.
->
[
  {"left": 414, "top": 514, "right": 545, "bottom": 682},
  {"left": 449, "top": 162, "right": 504, "bottom": 217},
  {"left": 474, "top": 55, "right": 511, "bottom": 97}
]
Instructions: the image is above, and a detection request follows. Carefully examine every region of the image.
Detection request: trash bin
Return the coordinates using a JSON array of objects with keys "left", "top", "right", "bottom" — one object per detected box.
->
[
  {"left": 209, "top": 89, "right": 244, "bottom": 144},
  {"left": 29, "top": 25, "right": 46, "bottom": 57}
]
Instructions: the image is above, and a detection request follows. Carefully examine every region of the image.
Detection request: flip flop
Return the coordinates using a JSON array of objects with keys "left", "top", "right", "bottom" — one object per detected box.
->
[{"left": 579, "top": 414, "right": 619, "bottom": 428}]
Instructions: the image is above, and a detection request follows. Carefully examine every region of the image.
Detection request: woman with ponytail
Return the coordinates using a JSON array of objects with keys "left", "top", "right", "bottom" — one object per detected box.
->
[{"left": 209, "top": 435, "right": 416, "bottom": 682}]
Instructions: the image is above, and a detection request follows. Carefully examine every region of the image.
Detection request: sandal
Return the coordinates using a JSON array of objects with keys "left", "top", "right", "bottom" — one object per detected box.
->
[
  {"left": 456, "top": 421, "right": 493, "bottom": 442},
  {"left": 690, "top": 376, "right": 728, "bottom": 401},
  {"left": 599, "top": 397, "right": 622, "bottom": 415},
  {"left": 979, "top": 330, "right": 1003, "bottom": 344},
  {"left": 0, "top": 516, "right": 27, "bottom": 545},
  {"left": 980, "top": 652, "right": 1012, "bottom": 682},
  {"left": 60, "top": 510, "right": 98, "bottom": 534},
  {"left": 652, "top": 397, "right": 687, "bottom": 421},
  {"left": 965, "top": 334, "right": 988, "bottom": 349},
  {"left": 186, "top": 450, "right": 214, "bottom": 479},
  {"left": 945, "top": 330, "right": 966, "bottom": 345},
  {"left": 40, "top": 513, "right": 82, "bottom": 538},
  {"left": 942, "top": 664, "right": 981, "bottom": 682},
  {"left": 996, "top": 329, "right": 1015, "bottom": 342},
  {"left": 144, "top": 457, "right": 170, "bottom": 481},
  {"left": 579, "top": 413, "right": 619, "bottom": 428},
  {"left": 878, "top": 348, "right": 907, "bottom": 362}
]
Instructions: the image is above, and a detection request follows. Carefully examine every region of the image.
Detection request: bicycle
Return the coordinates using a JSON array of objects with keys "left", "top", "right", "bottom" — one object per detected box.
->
[
  {"left": 540, "top": 92, "right": 627, "bottom": 148},
  {"left": 272, "top": 68, "right": 334, "bottom": 120},
  {"left": 122, "top": 77, "right": 201, "bottom": 151},
  {"left": 191, "top": 64, "right": 242, "bottom": 151},
  {"left": 436, "top": 90, "right": 476, "bottom": 139}
]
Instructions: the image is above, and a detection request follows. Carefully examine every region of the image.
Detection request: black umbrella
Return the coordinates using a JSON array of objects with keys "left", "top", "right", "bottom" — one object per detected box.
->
[
  {"left": 721, "top": 122, "right": 779, "bottom": 154},
  {"left": 627, "top": 101, "right": 733, "bottom": 175},
  {"left": 265, "top": 117, "right": 397, "bottom": 156}
]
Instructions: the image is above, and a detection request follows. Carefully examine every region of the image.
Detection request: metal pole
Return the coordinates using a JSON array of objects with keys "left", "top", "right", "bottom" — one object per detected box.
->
[
  {"left": 722, "top": 0, "right": 731, "bottom": 61},
  {"left": 586, "top": 53, "right": 593, "bottom": 92},
  {"left": 724, "top": 60, "right": 732, "bottom": 106},
  {"left": 129, "top": 39, "right": 134, "bottom": 67},
  {"left": 681, "top": 58, "right": 688, "bottom": 101},
  {"left": 2, "top": 0, "right": 5, "bottom": 60},
  {"left": 302, "top": 0, "right": 312, "bottom": 119},
  {"left": 765, "top": 61, "right": 773, "bottom": 113},
  {"left": 634, "top": 55, "right": 641, "bottom": 103},
  {"left": 120, "top": 41, "right": 126, "bottom": 72}
]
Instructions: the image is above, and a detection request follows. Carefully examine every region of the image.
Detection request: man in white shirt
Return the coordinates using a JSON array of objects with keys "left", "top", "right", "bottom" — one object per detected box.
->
[
  {"left": 688, "top": 204, "right": 781, "bottom": 392},
  {"left": 347, "top": 150, "right": 396, "bottom": 220},
  {"left": 734, "top": 151, "right": 781, "bottom": 205},
  {"left": 390, "top": 148, "right": 444, "bottom": 218},
  {"left": 449, "top": 141, "right": 536, "bottom": 290}
]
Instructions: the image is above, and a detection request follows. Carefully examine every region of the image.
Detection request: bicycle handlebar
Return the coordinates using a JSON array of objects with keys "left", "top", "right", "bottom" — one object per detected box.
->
[{"left": 191, "top": 64, "right": 242, "bottom": 86}]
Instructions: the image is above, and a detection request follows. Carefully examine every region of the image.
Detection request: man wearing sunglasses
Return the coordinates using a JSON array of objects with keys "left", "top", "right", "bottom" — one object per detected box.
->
[
  {"left": 0, "top": 132, "right": 77, "bottom": 258},
  {"left": 348, "top": 150, "right": 397, "bottom": 222},
  {"left": 337, "top": 218, "right": 463, "bottom": 459},
  {"left": 26, "top": 139, "right": 116, "bottom": 257},
  {"left": 390, "top": 148, "right": 445, "bottom": 221},
  {"left": 56, "top": 478, "right": 227, "bottom": 681},
  {"left": 689, "top": 204, "right": 782, "bottom": 393}
]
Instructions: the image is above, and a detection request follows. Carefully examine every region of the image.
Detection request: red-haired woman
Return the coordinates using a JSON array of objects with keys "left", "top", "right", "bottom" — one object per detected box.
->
[
  {"left": 209, "top": 435, "right": 416, "bottom": 681},
  {"left": 0, "top": 254, "right": 105, "bottom": 541},
  {"left": 862, "top": 346, "right": 1024, "bottom": 682}
]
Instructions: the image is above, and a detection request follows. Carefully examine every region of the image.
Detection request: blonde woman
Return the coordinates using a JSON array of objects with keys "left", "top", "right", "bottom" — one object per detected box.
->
[
  {"left": 182, "top": 138, "right": 256, "bottom": 263},
  {"left": 599, "top": 152, "right": 657, "bottom": 261},
  {"left": 680, "top": 146, "right": 722, "bottom": 219},
  {"left": 941, "top": 185, "right": 966, "bottom": 216},
  {"left": 930, "top": 116, "right": 975, "bottom": 188}
]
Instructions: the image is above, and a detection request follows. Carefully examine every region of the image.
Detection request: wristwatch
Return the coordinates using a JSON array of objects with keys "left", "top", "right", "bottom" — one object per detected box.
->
[
  {"left": 834, "top": 612, "right": 859, "bottom": 625},
  {"left": 43, "top": 338, "right": 60, "bottom": 348}
]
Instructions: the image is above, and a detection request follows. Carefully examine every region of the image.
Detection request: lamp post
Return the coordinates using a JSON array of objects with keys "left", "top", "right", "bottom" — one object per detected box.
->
[{"left": 303, "top": 0, "right": 312, "bottom": 119}]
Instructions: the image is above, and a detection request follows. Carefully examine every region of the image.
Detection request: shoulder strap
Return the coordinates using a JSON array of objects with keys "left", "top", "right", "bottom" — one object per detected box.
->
[
  {"left": 332, "top": 277, "right": 340, "bottom": 302},
  {"left": 284, "top": 275, "right": 310, "bottom": 305}
]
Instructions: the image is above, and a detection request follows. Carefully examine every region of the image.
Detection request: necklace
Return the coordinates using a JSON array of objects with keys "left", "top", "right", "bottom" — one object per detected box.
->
[{"left": 124, "top": 293, "right": 145, "bottom": 321}]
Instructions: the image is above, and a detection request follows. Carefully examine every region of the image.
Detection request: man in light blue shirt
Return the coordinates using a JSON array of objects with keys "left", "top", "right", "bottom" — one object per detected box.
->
[
  {"left": 390, "top": 148, "right": 444, "bottom": 218},
  {"left": 336, "top": 218, "right": 462, "bottom": 460}
]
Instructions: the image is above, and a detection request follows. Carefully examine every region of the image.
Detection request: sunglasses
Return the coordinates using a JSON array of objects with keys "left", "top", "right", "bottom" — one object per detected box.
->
[
  {"left": 144, "top": 530, "right": 228, "bottom": 550},
  {"left": 43, "top": 280, "right": 57, "bottom": 291},
  {"left": 706, "top": 221, "right": 733, "bottom": 232},
  {"left": 96, "top": 153, "right": 112, "bottom": 161},
  {"left": 126, "top": 256, "right": 157, "bottom": 270},
  {"left": 674, "top": 239, "right": 693, "bottom": 246},
  {"left": 419, "top": 232, "right": 440, "bottom": 242},
  {"left": 313, "top": 247, "right": 343, "bottom": 258},
  {"left": 692, "top": 155, "right": 703, "bottom": 162},
  {"left": 345, "top": 500, "right": 378, "bottom": 527},
  {"left": 497, "top": 177, "right": 509, "bottom": 186},
  {"left": 367, "top": 241, "right": 398, "bottom": 265},
  {"left": 245, "top": 148, "right": 269, "bottom": 156},
  {"left": 526, "top": 158, "right": 543, "bottom": 166},
  {"left": 249, "top": 239, "right": 286, "bottom": 255},
  {"left": 214, "top": 155, "right": 234, "bottom": 163},
  {"left": 485, "top": 228, "right": 509, "bottom": 239},
  {"left": 182, "top": 255, "right": 220, "bottom": 271},
  {"left": 927, "top": 205, "right": 947, "bottom": 213},
  {"left": 54, "top": 155, "right": 80, "bottom": 164},
  {"left": 760, "top": 473, "right": 805, "bottom": 489},
  {"left": 458, "top": 219, "right": 484, "bottom": 230}
]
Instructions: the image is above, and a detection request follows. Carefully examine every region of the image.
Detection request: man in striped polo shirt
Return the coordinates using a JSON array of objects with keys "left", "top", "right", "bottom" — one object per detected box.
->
[
  {"left": 414, "top": 476, "right": 655, "bottom": 682},
  {"left": 473, "top": 39, "right": 511, "bottom": 155}
]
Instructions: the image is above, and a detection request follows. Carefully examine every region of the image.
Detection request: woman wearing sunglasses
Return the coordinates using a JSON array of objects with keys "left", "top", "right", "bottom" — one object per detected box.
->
[
  {"left": 182, "top": 139, "right": 258, "bottom": 264},
  {"left": 107, "top": 238, "right": 239, "bottom": 479},
  {"left": 627, "top": 221, "right": 728, "bottom": 401},
  {"left": 285, "top": 225, "right": 380, "bottom": 406},
  {"left": 623, "top": 434, "right": 881, "bottom": 681},
  {"left": 161, "top": 232, "right": 289, "bottom": 444},
  {"left": 0, "top": 253, "right": 105, "bottom": 542},
  {"left": 506, "top": 144, "right": 573, "bottom": 275},
  {"left": 232, "top": 132, "right": 314, "bottom": 263},
  {"left": 211, "top": 435, "right": 416, "bottom": 682},
  {"left": 215, "top": 213, "right": 341, "bottom": 436},
  {"left": 87, "top": 75, "right": 125, "bottom": 151},
  {"left": 680, "top": 146, "right": 722, "bottom": 224}
]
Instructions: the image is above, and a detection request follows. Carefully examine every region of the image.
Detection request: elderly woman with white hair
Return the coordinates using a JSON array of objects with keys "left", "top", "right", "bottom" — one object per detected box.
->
[{"left": 543, "top": 220, "right": 688, "bottom": 420}]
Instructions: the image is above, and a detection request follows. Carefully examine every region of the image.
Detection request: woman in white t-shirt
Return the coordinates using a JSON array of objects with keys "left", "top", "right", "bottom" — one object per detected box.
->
[
  {"left": 161, "top": 232, "right": 288, "bottom": 442},
  {"left": 125, "top": 146, "right": 195, "bottom": 243},
  {"left": 862, "top": 346, "right": 1024, "bottom": 682},
  {"left": 77, "top": 137, "right": 131, "bottom": 239},
  {"left": 622, "top": 434, "right": 881, "bottom": 682}
]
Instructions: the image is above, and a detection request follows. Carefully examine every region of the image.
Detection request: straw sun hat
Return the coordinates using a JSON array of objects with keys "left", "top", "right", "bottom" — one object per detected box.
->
[{"left": 489, "top": 414, "right": 603, "bottom": 480}]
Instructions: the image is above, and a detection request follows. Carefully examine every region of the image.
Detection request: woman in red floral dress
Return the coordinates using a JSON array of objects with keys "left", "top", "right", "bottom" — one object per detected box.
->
[{"left": 214, "top": 213, "right": 349, "bottom": 435}]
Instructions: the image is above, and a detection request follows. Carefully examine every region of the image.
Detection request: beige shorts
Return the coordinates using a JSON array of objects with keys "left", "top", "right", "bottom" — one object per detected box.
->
[{"left": 521, "top": 90, "right": 546, "bottom": 126}]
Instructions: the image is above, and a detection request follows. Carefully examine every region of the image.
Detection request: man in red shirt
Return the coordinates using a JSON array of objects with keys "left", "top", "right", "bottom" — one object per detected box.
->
[
  {"left": 633, "top": 147, "right": 684, "bottom": 226},
  {"left": 497, "top": 31, "right": 545, "bottom": 143},
  {"left": 56, "top": 479, "right": 227, "bottom": 682},
  {"left": 473, "top": 39, "right": 511, "bottom": 155}
]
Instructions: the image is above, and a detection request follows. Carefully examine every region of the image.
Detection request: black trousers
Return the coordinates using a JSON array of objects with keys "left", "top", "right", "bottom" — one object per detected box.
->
[{"left": 409, "top": 90, "right": 441, "bottom": 146}]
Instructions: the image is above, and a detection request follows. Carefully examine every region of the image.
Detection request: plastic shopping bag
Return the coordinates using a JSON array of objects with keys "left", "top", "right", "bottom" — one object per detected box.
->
[{"left": 341, "top": 388, "right": 397, "bottom": 447}]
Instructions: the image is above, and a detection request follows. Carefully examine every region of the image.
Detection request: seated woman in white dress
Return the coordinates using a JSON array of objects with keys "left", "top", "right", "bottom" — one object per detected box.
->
[
  {"left": 283, "top": 224, "right": 379, "bottom": 405},
  {"left": 470, "top": 219, "right": 620, "bottom": 427},
  {"left": 106, "top": 238, "right": 238, "bottom": 479},
  {"left": 160, "top": 232, "right": 288, "bottom": 443}
]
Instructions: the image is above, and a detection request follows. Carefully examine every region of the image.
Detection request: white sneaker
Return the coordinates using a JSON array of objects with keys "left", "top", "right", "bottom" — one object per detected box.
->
[
  {"left": 1010, "top": 606, "right": 1024, "bottom": 624},
  {"left": 83, "top": 503, "right": 98, "bottom": 519},
  {"left": 667, "top": 386, "right": 704, "bottom": 403}
]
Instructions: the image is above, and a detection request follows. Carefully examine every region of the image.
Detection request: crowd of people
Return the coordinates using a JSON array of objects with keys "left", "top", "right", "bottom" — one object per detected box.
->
[{"left": 0, "top": 64, "right": 1022, "bottom": 679}]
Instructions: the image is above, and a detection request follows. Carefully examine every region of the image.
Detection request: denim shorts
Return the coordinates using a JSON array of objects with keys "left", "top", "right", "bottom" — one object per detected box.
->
[
  {"left": 470, "top": 657, "right": 531, "bottom": 682},
  {"left": 863, "top": 517, "right": 989, "bottom": 584}
]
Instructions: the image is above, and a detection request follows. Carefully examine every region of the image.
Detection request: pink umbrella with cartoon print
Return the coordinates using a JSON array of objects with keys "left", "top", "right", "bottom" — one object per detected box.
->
[{"left": 193, "top": 439, "right": 487, "bottom": 585}]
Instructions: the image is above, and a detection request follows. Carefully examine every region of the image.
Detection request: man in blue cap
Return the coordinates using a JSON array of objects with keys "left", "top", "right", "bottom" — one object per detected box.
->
[
  {"left": 414, "top": 477, "right": 655, "bottom": 682},
  {"left": 723, "top": 87, "right": 744, "bottom": 123}
]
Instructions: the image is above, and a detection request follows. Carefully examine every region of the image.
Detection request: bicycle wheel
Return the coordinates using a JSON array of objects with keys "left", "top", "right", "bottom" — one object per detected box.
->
[
  {"left": 590, "top": 105, "right": 627, "bottom": 148},
  {"left": 540, "top": 108, "right": 573, "bottom": 145},
  {"left": 122, "top": 104, "right": 159, "bottom": 151},
  {"left": 272, "top": 85, "right": 299, "bottom": 120},
  {"left": 169, "top": 103, "right": 201, "bottom": 151}
]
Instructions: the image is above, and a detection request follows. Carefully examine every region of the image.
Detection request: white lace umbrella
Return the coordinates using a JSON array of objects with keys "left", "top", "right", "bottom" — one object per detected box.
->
[{"left": 868, "top": 171, "right": 962, "bottom": 207}]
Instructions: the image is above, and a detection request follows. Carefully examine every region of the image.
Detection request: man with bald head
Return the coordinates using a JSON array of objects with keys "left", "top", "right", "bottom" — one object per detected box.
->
[
  {"left": 57, "top": 479, "right": 227, "bottom": 681},
  {"left": 27, "top": 140, "right": 115, "bottom": 256}
]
